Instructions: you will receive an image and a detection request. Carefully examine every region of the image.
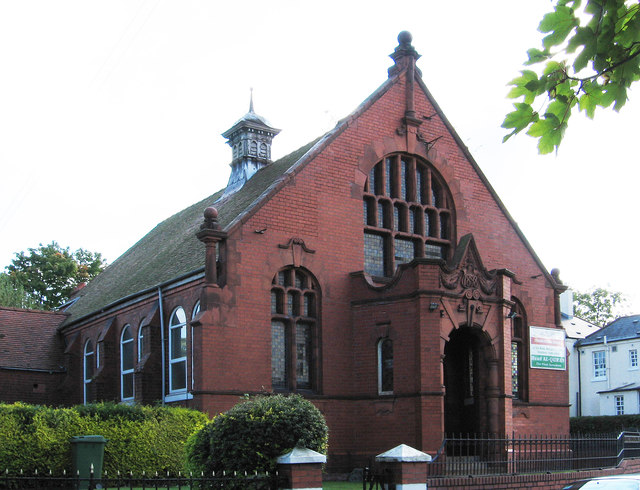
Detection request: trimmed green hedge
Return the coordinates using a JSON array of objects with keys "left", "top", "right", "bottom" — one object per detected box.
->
[
  {"left": 0, "top": 402, "right": 208, "bottom": 474},
  {"left": 571, "top": 415, "right": 640, "bottom": 434},
  {"left": 185, "top": 394, "right": 328, "bottom": 474}
]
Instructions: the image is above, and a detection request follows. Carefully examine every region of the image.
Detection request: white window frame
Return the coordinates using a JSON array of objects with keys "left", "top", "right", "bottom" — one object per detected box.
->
[
  {"left": 138, "top": 322, "right": 146, "bottom": 362},
  {"left": 630, "top": 349, "right": 638, "bottom": 370},
  {"left": 615, "top": 394, "right": 625, "bottom": 415},
  {"left": 120, "top": 324, "right": 134, "bottom": 402},
  {"left": 593, "top": 350, "right": 607, "bottom": 380},
  {"left": 83, "top": 340, "right": 94, "bottom": 405},
  {"left": 168, "top": 306, "right": 188, "bottom": 394}
]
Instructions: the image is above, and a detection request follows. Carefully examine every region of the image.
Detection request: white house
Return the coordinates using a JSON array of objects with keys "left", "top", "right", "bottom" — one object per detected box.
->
[
  {"left": 575, "top": 314, "right": 640, "bottom": 416},
  {"left": 562, "top": 290, "right": 600, "bottom": 417}
]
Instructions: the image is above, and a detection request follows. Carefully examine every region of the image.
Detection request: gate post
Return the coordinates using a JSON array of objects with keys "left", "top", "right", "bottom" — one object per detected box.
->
[
  {"left": 277, "top": 447, "right": 326, "bottom": 490},
  {"left": 376, "top": 444, "right": 432, "bottom": 489}
]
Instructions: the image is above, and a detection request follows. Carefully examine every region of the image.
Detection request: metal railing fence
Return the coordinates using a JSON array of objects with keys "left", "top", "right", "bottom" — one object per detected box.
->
[
  {"left": 1, "top": 468, "right": 283, "bottom": 489},
  {"left": 427, "top": 431, "right": 640, "bottom": 477}
]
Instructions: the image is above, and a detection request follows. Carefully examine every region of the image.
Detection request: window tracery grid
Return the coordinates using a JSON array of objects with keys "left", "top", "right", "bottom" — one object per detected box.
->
[
  {"left": 510, "top": 299, "right": 528, "bottom": 401},
  {"left": 271, "top": 267, "right": 319, "bottom": 392},
  {"left": 363, "top": 153, "right": 454, "bottom": 277}
]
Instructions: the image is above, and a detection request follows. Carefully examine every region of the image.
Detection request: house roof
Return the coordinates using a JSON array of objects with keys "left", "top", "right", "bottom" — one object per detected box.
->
[
  {"left": 598, "top": 382, "right": 640, "bottom": 394},
  {"left": 563, "top": 316, "right": 600, "bottom": 340},
  {"left": 61, "top": 137, "right": 321, "bottom": 326},
  {"left": 577, "top": 314, "right": 640, "bottom": 347},
  {"left": 61, "top": 32, "right": 562, "bottom": 329},
  {"left": 0, "top": 307, "right": 67, "bottom": 371}
]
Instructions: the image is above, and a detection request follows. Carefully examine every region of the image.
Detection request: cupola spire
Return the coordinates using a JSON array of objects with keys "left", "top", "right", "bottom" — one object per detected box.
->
[{"left": 221, "top": 91, "right": 281, "bottom": 198}]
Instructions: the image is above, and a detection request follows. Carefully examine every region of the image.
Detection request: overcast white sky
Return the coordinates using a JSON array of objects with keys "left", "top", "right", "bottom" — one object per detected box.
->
[{"left": 0, "top": 1, "right": 638, "bottom": 313}]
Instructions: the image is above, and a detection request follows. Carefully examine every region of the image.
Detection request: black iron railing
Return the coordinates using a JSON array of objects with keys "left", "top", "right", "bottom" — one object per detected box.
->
[
  {"left": 1, "top": 468, "right": 283, "bottom": 489},
  {"left": 427, "top": 431, "right": 640, "bottom": 477}
]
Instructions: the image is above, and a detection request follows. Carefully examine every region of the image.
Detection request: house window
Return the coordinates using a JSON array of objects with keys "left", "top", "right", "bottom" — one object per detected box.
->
[
  {"left": 138, "top": 322, "right": 148, "bottom": 362},
  {"left": 271, "top": 267, "right": 319, "bottom": 392},
  {"left": 363, "top": 154, "right": 454, "bottom": 277},
  {"left": 630, "top": 349, "right": 638, "bottom": 369},
  {"left": 593, "top": 350, "right": 607, "bottom": 379},
  {"left": 378, "top": 337, "right": 393, "bottom": 395},
  {"left": 120, "top": 325, "right": 134, "bottom": 401},
  {"left": 169, "top": 307, "right": 187, "bottom": 392},
  {"left": 615, "top": 395, "right": 625, "bottom": 415},
  {"left": 83, "top": 340, "right": 94, "bottom": 404},
  {"left": 510, "top": 299, "right": 528, "bottom": 401}
]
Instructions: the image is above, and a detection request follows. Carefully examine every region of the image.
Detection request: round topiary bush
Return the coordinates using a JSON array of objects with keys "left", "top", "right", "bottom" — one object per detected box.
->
[{"left": 185, "top": 394, "right": 328, "bottom": 474}]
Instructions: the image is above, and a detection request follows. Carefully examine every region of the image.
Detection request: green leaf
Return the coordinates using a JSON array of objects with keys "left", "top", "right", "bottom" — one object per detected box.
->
[
  {"left": 540, "top": 6, "right": 579, "bottom": 49},
  {"left": 524, "top": 48, "right": 550, "bottom": 66}
]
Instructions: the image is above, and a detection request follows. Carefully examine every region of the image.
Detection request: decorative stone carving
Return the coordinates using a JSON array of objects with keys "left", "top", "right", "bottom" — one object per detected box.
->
[{"left": 278, "top": 238, "right": 316, "bottom": 267}]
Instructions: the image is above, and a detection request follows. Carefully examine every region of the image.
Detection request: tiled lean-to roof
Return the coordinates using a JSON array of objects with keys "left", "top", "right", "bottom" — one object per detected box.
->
[{"left": 62, "top": 138, "right": 321, "bottom": 327}]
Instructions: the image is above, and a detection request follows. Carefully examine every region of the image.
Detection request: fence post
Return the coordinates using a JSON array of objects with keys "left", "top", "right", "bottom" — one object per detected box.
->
[
  {"left": 276, "top": 447, "right": 326, "bottom": 490},
  {"left": 376, "top": 444, "right": 432, "bottom": 489}
]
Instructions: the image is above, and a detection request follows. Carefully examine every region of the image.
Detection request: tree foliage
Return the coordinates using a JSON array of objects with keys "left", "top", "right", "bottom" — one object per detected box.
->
[
  {"left": 5, "top": 241, "right": 106, "bottom": 310},
  {"left": 503, "top": 0, "right": 640, "bottom": 153},
  {"left": 573, "top": 287, "right": 627, "bottom": 326},
  {"left": 0, "top": 273, "right": 41, "bottom": 309},
  {"left": 185, "top": 394, "right": 328, "bottom": 475}
]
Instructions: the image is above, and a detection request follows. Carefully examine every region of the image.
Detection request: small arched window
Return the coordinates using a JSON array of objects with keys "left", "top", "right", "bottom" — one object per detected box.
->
[
  {"left": 137, "top": 321, "right": 148, "bottom": 362},
  {"left": 191, "top": 301, "right": 200, "bottom": 390},
  {"left": 364, "top": 153, "right": 455, "bottom": 277},
  {"left": 83, "top": 340, "right": 94, "bottom": 404},
  {"left": 378, "top": 337, "right": 393, "bottom": 395},
  {"left": 120, "top": 325, "right": 134, "bottom": 401},
  {"left": 169, "top": 307, "right": 187, "bottom": 393},
  {"left": 271, "top": 267, "right": 320, "bottom": 392},
  {"left": 510, "top": 298, "right": 528, "bottom": 401}
]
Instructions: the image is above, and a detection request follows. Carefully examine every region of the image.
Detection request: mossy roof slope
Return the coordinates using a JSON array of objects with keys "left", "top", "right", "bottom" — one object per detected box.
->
[{"left": 62, "top": 139, "right": 319, "bottom": 326}]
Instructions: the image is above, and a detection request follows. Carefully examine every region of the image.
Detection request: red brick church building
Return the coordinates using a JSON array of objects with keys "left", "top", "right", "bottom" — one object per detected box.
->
[{"left": 1, "top": 32, "right": 569, "bottom": 470}]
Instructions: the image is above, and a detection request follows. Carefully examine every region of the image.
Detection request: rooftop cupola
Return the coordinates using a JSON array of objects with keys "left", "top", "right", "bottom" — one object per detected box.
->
[{"left": 221, "top": 92, "right": 281, "bottom": 197}]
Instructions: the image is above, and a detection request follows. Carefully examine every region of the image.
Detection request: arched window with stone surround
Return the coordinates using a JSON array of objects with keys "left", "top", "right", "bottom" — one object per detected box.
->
[
  {"left": 83, "top": 339, "right": 95, "bottom": 405},
  {"left": 363, "top": 153, "right": 455, "bottom": 278},
  {"left": 510, "top": 298, "right": 528, "bottom": 402},
  {"left": 271, "top": 267, "right": 320, "bottom": 392},
  {"left": 120, "top": 324, "right": 134, "bottom": 401}
]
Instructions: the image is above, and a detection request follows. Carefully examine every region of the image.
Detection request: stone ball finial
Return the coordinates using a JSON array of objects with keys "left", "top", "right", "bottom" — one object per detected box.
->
[
  {"left": 398, "top": 31, "right": 412, "bottom": 45},
  {"left": 204, "top": 206, "right": 218, "bottom": 220},
  {"left": 550, "top": 268, "right": 562, "bottom": 284}
]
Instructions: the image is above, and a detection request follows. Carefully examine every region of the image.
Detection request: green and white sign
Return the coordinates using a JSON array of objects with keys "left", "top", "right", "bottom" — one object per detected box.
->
[{"left": 530, "top": 326, "right": 566, "bottom": 370}]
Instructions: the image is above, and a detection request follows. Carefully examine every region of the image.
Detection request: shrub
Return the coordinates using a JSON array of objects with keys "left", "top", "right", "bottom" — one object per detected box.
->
[
  {"left": 0, "top": 402, "right": 208, "bottom": 474},
  {"left": 571, "top": 415, "right": 640, "bottom": 434},
  {"left": 185, "top": 394, "right": 328, "bottom": 474}
]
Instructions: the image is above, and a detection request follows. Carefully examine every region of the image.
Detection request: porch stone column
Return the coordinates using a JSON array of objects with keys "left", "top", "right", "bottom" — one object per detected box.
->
[
  {"left": 376, "top": 444, "right": 432, "bottom": 489},
  {"left": 276, "top": 447, "right": 326, "bottom": 490}
]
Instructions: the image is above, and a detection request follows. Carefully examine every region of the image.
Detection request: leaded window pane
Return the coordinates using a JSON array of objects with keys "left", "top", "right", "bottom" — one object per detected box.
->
[
  {"left": 394, "top": 238, "right": 414, "bottom": 268},
  {"left": 511, "top": 341, "right": 519, "bottom": 396},
  {"left": 385, "top": 158, "right": 392, "bottom": 196},
  {"left": 424, "top": 211, "right": 431, "bottom": 237},
  {"left": 271, "top": 321, "right": 287, "bottom": 389},
  {"left": 425, "top": 243, "right": 442, "bottom": 259},
  {"left": 401, "top": 158, "right": 407, "bottom": 200},
  {"left": 440, "top": 214, "right": 449, "bottom": 239},
  {"left": 364, "top": 233, "right": 385, "bottom": 277},
  {"left": 393, "top": 206, "right": 399, "bottom": 231},
  {"left": 296, "top": 323, "right": 311, "bottom": 388}
]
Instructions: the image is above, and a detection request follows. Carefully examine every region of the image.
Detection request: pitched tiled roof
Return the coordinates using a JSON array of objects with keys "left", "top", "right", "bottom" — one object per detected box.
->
[
  {"left": 577, "top": 314, "right": 640, "bottom": 346},
  {"left": 0, "top": 307, "right": 67, "bottom": 371},
  {"left": 62, "top": 138, "right": 322, "bottom": 326}
]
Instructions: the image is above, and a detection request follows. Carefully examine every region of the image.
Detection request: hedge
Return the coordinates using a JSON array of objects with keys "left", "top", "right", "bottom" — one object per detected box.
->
[
  {"left": 571, "top": 415, "right": 640, "bottom": 434},
  {"left": 185, "top": 394, "right": 328, "bottom": 474},
  {"left": 0, "top": 402, "right": 208, "bottom": 474}
]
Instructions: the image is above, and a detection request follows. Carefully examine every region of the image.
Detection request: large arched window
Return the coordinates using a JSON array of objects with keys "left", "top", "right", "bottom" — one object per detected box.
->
[
  {"left": 510, "top": 298, "right": 528, "bottom": 401},
  {"left": 191, "top": 301, "right": 200, "bottom": 390},
  {"left": 363, "top": 153, "right": 455, "bottom": 277},
  {"left": 120, "top": 325, "right": 134, "bottom": 401},
  {"left": 271, "top": 267, "right": 319, "bottom": 392},
  {"left": 83, "top": 339, "right": 94, "bottom": 404},
  {"left": 137, "top": 321, "right": 148, "bottom": 362},
  {"left": 169, "top": 307, "right": 187, "bottom": 393}
]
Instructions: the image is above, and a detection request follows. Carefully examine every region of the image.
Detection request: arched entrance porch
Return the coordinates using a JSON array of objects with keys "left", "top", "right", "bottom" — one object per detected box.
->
[{"left": 443, "top": 325, "right": 498, "bottom": 435}]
